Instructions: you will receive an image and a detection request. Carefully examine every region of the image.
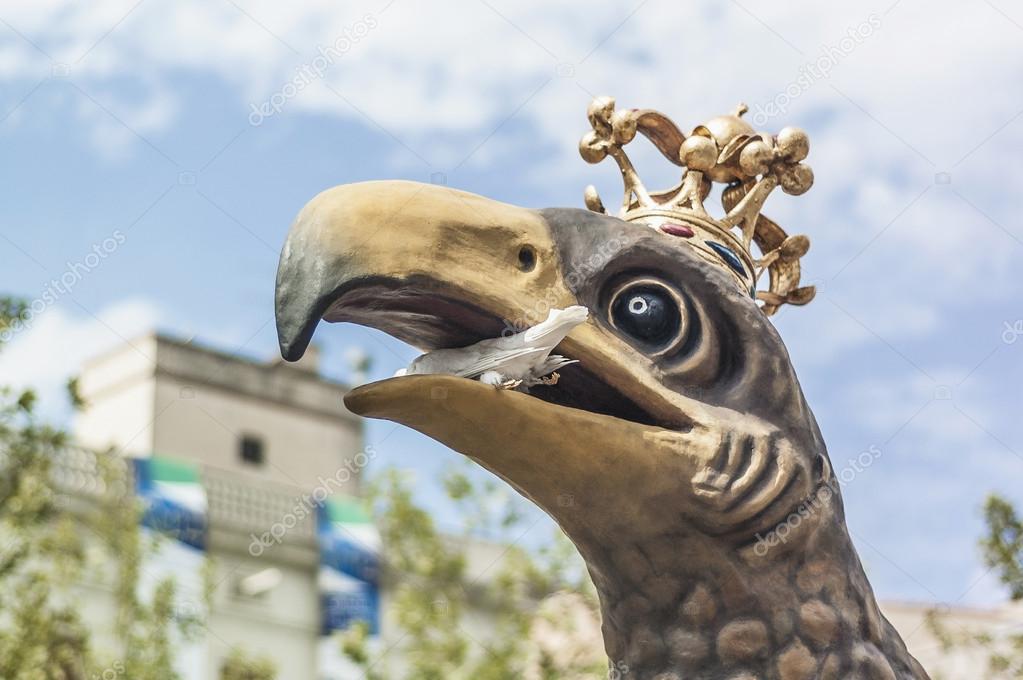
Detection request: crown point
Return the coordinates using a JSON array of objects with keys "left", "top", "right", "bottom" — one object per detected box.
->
[
  {"left": 577, "top": 96, "right": 814, "bottom": 316},
  {"left": 739, "top": 140, "right": 774, "bottom": 176},
  {"left": 579, "top": 131, "right": 608, "bottom": 164},
  {"left": 779, "top": 234, "right": 811, "bottom": 261},
  {"left": 779, "top": 163, "right": 814, "bottom": 195},
  {"left": 680, "top": 136, "right": 717, "bottom": 172},
  {"left": 611, "top": 110, "right": 638, "bottom": 144},
  {"left": 587, "top": 96, "right": 615, "bottom": 130},
  {"left": 777, "top": 127, "right": 810, "bottom": 162},
  {"left": 583, "top": 185, "right": 606, "bottom": 214},
  {"left": 701, "top": 115, "right": 756, "bottom": 152}
]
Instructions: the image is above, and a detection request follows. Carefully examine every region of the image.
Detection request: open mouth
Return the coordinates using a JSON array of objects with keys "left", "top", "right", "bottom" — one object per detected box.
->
[{"left": 321, "top": 278, "right": 662, "bottom": 428}]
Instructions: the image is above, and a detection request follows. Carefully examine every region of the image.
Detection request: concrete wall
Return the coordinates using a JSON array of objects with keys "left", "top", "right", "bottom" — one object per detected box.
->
[
  {"left": 73, "top": 333, "right": 364, "bottom": 492},
  {"left": 72, "top": 335, "right": 158, "bottom": 455},
  {"left": 203, "top": 547, "right": 320, "bottom": 680},
  {"left": 883, "top": 601, "right": 1023, "bottom": 679},
  {"left": 150, "top": 373, "right": 362, "bottom": 492}
]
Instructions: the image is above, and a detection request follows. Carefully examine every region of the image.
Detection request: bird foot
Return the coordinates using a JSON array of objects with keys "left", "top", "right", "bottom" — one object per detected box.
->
[
  {"left": 498, "top": 379, "right": 523, "bottom": 390},
  {"left": 537, "top": 372, "right": 561, "bottom": 386}
]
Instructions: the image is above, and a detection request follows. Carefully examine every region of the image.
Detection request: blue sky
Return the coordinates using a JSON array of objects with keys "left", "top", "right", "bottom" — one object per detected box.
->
[{"left": 0, "top": 0, "right": 1021, "bottom": 614}]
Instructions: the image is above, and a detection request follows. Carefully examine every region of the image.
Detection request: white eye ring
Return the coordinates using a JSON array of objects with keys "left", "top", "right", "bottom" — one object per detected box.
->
[
  {"left": 628, "top": 297, "right": 648, "bottom": 314},
  {"left": 606, "top": 277, "right": 690, "bottom": 358}
]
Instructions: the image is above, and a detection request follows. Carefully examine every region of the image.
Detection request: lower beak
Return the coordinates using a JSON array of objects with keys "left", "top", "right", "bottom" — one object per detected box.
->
[{"left": 344, "top": 374, "right": 698, "bottom": 540}]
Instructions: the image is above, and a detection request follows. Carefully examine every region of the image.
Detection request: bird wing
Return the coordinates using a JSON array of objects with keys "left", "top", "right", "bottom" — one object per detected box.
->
[
  {"left": 450, "top": 346, "right": 553, "bottom": 379},
  {"left": 403, "top": 306, "right": 588, "bottom": 378},
  {"left": 522, "top": 305, "right": 589, "bottom": 347}
]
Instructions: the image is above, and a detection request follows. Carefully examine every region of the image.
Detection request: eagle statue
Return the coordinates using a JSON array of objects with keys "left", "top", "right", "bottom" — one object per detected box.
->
[{"left": 274, "top": 96, "right": 930, "bottom": 679}]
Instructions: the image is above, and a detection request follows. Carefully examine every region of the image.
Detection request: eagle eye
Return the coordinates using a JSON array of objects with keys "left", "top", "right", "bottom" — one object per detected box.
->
[{"left": 608, "top": 279, "right": 686, "bottom": 351}]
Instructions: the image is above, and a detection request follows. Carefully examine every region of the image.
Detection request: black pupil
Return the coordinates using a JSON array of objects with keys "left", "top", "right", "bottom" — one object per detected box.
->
[{"left": 610, "top": 286, "right": 681, "bottom": 346}]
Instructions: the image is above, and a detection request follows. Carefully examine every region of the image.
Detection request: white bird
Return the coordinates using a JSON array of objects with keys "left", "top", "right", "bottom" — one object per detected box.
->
[{"left": 394, "top": 306, "right": 588, "bottom": 389}]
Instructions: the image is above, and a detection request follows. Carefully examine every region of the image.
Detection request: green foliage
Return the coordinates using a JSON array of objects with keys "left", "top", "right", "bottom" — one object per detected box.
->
[
  {"left": 95, "top": 456, "right": 204, "bottom": 680},
  {"left": 925, "top": 493, "right": 1023, "bottom": 678},
  {"left": 362, "top": 468, "right": 470, "bottom": 679},
  {"left": 0, "top": 295, "right": 202, "bottom": 680},
  {"left": 981, "top": 495, "right": 1023, "bottom": 601},
  {"left": 340, "top": 463, "right": 600, "bottom": 679},
  {"left": 219, "top": 647, "right": 277, "bottom": 680},
  {"left": 0, "top": 297, "right": 29, "bottom": 337},
  {"left": 0, "top": 301, "right": 89, "bottom": 678},
  {"left": 65, "top": 377, "right": 87, "bottom": 411},
  {"left": 340, "top": 621, "right": 384, "bottom": 680}
]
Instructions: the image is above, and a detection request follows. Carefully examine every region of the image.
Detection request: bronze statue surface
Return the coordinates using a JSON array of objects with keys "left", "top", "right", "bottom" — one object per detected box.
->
[{"left": 274, "top": 98, "right": 929, "bottom": 679}]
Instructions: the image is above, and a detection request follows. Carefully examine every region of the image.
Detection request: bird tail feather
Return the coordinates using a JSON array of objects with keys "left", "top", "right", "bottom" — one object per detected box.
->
[{"left": 538, "top": 354, "right": 578, "bottom": 375}]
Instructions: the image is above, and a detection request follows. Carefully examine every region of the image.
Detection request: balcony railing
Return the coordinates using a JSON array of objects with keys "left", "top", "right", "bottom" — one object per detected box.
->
[{"left": 50, "top": 446, "right": 318, "bottom": 549}]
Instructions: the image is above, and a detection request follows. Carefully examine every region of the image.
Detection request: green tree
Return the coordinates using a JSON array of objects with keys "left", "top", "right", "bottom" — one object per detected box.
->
[
  {"left": 926, "top": 494, "right": 1023, "bottom": 678},
  {"left": 0, "top": 295, "right": 207, "bottom": 679},
  {"left": 340, "top": 463, "right": 605, "bottom": 679},
  {"left": 0, "top": 298, "right": 91, "bottom": 678},
  {"left": 981, "top": 496, "right": 1023, "bottom": 601},
  {"left": 219, "top": 647, "right": 277, "bottom": 680}
]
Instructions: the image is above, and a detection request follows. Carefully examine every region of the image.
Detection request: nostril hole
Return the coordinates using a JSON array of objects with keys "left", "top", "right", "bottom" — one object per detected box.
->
[
  {"left": 814, "top": 453, "right": 832, "bottom": 483},
  {"left": 517, "top": 245, "right": 536, "bottom": 272}
]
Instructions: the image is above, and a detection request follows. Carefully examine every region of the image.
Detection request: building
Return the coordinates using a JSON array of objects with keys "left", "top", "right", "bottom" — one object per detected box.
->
[
  {"left": 884, "top": 600, "right": 1023, "bottom": 677},
  {"left": 73, "top": 333, "right": 362, "bottom": 491},
  {"left": 70, "top": 332, "right": 368, "bottom": 680}
]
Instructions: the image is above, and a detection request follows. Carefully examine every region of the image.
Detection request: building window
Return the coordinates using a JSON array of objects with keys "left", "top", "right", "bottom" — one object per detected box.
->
[{"left": 239, "top": 435, "right": 265, "bottom": 466}]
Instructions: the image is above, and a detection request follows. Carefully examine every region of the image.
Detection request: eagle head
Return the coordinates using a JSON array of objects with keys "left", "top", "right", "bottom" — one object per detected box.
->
[{"left": 274, "top": 180, "right": 927, "bottom": 679}]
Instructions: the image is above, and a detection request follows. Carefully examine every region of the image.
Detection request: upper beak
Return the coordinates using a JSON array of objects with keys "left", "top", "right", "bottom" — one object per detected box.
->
[{"left": 275, "top": 179, "right": 573, "bottom": 361}]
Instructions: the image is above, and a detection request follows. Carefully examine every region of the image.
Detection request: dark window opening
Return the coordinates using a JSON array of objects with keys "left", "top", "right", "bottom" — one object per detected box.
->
[{"left": 239, "top": 435, "right": 265, "bottom": 466}]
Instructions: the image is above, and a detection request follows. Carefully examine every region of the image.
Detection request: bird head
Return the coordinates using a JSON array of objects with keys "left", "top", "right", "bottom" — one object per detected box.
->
[{"left": 274, "top": 180, "right": 844, "bottom": 612}]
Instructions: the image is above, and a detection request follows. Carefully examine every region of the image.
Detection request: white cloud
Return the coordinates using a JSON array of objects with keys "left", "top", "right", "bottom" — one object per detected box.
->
[
  {"left": 0, "top": 297, "right": 161, "bottom": 423},
  {"left": 0, "top": 0, "right": 1016, "bottom": 395},
  {"left": 0, "top": 1, "right": 1018, "bottom": 160},
  {"left": 959, "top": 566, "right": 1011, "bottom": 608},
  {"left": 1, "top": 0, "right": 1014, "bottom": 374},
  {"left": 0, "top": 7, "right": 1016, "bottom": 360}
]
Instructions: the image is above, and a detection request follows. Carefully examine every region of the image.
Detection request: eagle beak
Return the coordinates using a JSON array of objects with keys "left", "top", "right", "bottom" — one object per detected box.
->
[{"left": 274, "top": 180, "right": 723, "bottom": 535}]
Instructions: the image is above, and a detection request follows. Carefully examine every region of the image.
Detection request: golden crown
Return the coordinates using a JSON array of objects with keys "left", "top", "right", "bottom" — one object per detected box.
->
[{"left": 579, "top": 96, "right": 815, "bottom": 315}]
